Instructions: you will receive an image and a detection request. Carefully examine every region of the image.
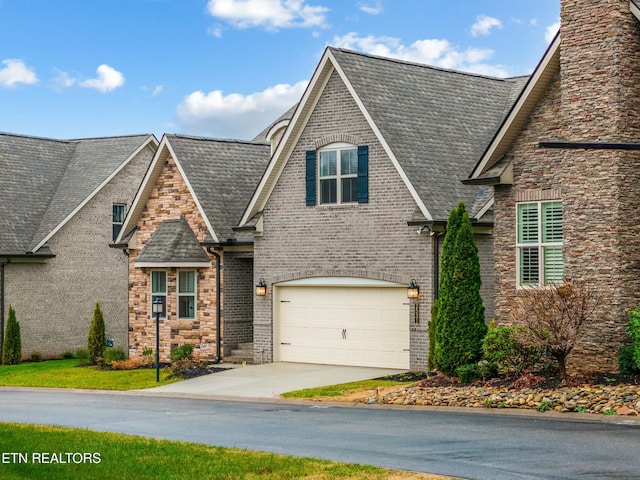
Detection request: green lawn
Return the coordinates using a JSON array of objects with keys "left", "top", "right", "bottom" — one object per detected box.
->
[
  {"left": 281, "top": 378, "right": 412, "bottom": 399},
  {"left": 0, "top": 423, "right": 446, "bottom": 479},
  {"left": 0, "top": 359, "right": 177, "bottom": 390}
]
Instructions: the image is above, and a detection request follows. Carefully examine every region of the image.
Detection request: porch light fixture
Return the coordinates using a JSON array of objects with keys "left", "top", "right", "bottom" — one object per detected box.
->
[
  {"left": 256, "top": 278, "right": 267, "bottom": 296},
  {"left": 407, "top": 279, "right": 420, "bottom": 299}
]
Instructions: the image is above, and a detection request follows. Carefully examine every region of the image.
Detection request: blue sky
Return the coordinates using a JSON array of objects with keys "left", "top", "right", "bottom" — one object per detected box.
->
[{"left": 0, "top": 0, "right": 560, "bottom": 141}]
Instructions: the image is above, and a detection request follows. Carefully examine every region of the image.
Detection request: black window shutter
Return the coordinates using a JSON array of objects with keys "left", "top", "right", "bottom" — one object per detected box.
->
[
  {"left": 305, "top": 150, "right": 316, "bottom": 206},
  {"left": 357, "top": 145, "right": 369, "bottom": 203}
]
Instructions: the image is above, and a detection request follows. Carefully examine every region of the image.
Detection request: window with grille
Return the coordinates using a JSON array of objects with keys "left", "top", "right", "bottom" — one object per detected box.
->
[
  {"left": 151, "top": 270, "right": 167, "bottom": 319},
  {"left": 178, "top": 270, "right": 196, "bottom": 319},
  {"left": 112, "top": 204, "right": 126, "bottom": 241},
  {"left": 517, "top": 201, "right": 563, "bottom": 286}
]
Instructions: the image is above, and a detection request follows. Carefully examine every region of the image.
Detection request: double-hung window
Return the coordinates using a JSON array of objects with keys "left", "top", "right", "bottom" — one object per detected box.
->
[
  {"left": 319, "top": 147, "right": 358, "bottom": 204},
  {"left": 517, "top": 201, "right": 563, "bottom": 286},
  {"left": 151, "top": 270, "right": 167, "bottom": 319},
  {"left": 112, "top": 204, "right": 126, "bottom": 241},
  {"left": 178, "top": 271, "right": 196, "bottom": 319}
]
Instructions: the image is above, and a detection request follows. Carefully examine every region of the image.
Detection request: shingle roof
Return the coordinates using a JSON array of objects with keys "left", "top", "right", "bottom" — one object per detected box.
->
[
  {"left": 0, "top": 132, "right": 155, "bottom": 255},
  {"left": 134, "top": 218, "right": 210, "bottom": 266},
  {"left": 165, "top": 135, "right": 271, "bottom": 243},
  {"left": 252, "top": 103, "right": 297, "bottom": 143},
  {"left": 329, "top": 48, "right": 528, "bottom": 220}
]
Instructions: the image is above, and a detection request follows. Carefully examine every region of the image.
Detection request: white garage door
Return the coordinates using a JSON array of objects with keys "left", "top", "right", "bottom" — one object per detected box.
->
[{"left": 275, "top": 283, "right": 410, "bottom": 369}]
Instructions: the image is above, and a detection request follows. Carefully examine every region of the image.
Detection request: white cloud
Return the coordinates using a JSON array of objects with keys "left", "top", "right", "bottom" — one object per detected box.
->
[
  {"left": 206, "top": 0, "right": 328, "bottom": 30},
  {"left": 545, "top": 21, "right": 560, "bottom": 44},
  {"left": 177, "top": 80, "right": 307, "bottom": 138},
  {"left": 152, "top": 85, "right": 164, "bottom": 96},
  {"left": 0, "top": 59, "right": 38, "bottom": 87},
  {"left": 358, "top": 1, "right": 382, "bottom": 15},
  {"left": 79, "top": 64, "right": 125, "bottom": 92},
  {"left": 332, "top": 33, "right": 509, "bottom": 77},
  {"left": 52, "top": 70, "right": 77, "bottom": 89},
  {"left": 471, "top": 15, "right": 502, "bottom": 37}
]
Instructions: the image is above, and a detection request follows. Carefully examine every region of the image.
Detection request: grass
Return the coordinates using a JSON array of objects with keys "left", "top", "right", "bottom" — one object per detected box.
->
[
  {"left": 0, "top": 359, "right": 177, "bottom": 390},
  {"left": 281, "top": 378, "right": 412, "bottom": 399},
  {"left": 0, "top": 423, "right": 450, "bottom": 479}
]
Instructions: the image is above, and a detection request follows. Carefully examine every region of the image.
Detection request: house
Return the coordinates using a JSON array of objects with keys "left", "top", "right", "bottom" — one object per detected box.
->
[
  {"left": 114, "top": 134, "right": 270, "bottom": 362},
  {"left": 238, "top": 47, "right": 528, "bottom": 371},
  {"left": 0, "top": 132, "right": 157, "bottom": 358},
  {"left": 466, "top": 0, "right": 640, "bottom": 373}
]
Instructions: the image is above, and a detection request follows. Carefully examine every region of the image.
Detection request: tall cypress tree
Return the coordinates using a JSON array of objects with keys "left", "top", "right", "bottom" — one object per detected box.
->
[
  {"left": 3, "top": 305, "right": 22, "bottom": 365},
  {"left": 434, "top": 202, "right": 487, "bottom": 376},
  {"left": 88, "top": 302, "right": 106, "bottom": 364}
]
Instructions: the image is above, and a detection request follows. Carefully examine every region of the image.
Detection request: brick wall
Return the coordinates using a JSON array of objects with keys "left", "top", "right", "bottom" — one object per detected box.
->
[{"left": 4, "top": 145, "right": 154, "bottom": 358}]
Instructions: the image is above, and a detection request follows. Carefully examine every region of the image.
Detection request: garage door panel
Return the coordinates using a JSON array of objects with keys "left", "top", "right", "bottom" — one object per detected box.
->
[{"left": 276, "top": 285, "right": 410, "bottom": 369}]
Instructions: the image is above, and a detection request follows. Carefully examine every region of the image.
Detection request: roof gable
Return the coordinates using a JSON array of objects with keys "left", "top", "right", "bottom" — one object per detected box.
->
[
  {"left": 134, "top": 218, "right": 211, "bottom": 267},
  {"left": 241, "top": 47, "right": 527, "bottom": 224},
  {"left": 119, "top": 134, "right": 270, "bottom": 245}
]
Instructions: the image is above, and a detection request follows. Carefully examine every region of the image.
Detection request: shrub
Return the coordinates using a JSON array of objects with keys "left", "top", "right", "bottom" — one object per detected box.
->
[
  {"left": 433, "top": 203, "right": 487, "bottom": 376},
  {"left": 111, "top": 358, "right": 144, "bottom": 370},
  {"left": 166, "top": 358, "right": 200, "bottom": 379},
  {"left": 2, "top": 305, "right": 22, "bottom": 365},
  {"left": 29, "top": 352, "right": 43, "bottom": 362},
  {"left": 75, "top": 348, "right": 90, "bottom": 366},
  {"left": 142, "top": 347, "right": 154, "bottom": 366},
  {"left": 456, "top": 364, "right": 480, "bottom": 384},
  {"left": 61, "top": 351, "right": 75, "bottom": 360},
  {"left": 427, "top": 301, "right": 438, "bottom": 371},
  {"left": 510, "top": 280, "right": 602, "bottom": 379},
  {"left": 619, "top": 345, "right": 640, "bottom": 375},
  {"left": 627, "top": 304, "right": 640, "bottom": 371},
  {"left": 169, "top": 343, "right": 194, "bottom": 363},
  {"left": 103, "top": 347, "right": 126, "bottom": 365},
  {"left": 87, "top": 302, "right": 106, "bottom": 365},
  {"left": 482, "top": 320, "right": 541, "bottom": 376}
]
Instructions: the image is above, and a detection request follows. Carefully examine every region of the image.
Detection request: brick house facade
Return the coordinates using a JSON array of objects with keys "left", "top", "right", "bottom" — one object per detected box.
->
[
  {"left": 467, "top": 0, "right": 640, "bottom": 373},
  {"left": 240, "top": 48, "right": 525, "bottom": 371}
]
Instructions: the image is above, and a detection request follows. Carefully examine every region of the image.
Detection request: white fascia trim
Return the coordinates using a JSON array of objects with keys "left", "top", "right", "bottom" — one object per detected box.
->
[
  {"left": 166, "top": 142, "right": 220, "bottom": 244},
  {"left": 116, "top": 135, "right": 168, "bottom": 244},
  {"left": 329, "top": 51, "right": 433, "bottom": 222},
  {"left": 134, "top": 261, "right": 211, "bottom": 268},
  {"left": 278, "top": 277, "right": 404, "bottom": 287},
  {"left": 33, "top": 135, "right": 158, "bottom": 252},
  {"left": 240, "top": 52, "right": 334, "bottom": 226},
  {"left": 632, "top": 1, "right": 640, "bottom": 21},
  {"left": 266, "top": 119, "right": 290, "bottom": 142},
  {"left": 475, "top": 197, "right": 494, "bottom": 221},
  {"left": 471, "top": 33, "right": 560, "bottom": 179}
]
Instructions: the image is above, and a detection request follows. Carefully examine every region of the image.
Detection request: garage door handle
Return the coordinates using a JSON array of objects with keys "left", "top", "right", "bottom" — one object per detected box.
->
[
  {"left": 280, "top": 300, "right": 291, "bottom": 303},
  {"left": 342, "top": 329, "right": 346, "bottom": 339},
  {"left": 281, "top": 342, "right": 291, "bottom": 345}
]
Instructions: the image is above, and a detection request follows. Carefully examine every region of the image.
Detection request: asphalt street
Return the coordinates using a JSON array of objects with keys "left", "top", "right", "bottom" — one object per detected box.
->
[{"left": 1, "top": 388, "right": 639, "bottom": 480}]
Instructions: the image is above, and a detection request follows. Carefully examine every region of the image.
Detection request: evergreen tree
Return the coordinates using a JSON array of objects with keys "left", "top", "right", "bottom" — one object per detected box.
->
[
  {"left": 88, "top": 302, "right": 106, "bottom": 364},
  {"left": 434, "top": 202, "right": 487, "bottom": 376},
  {"left": 3, "top": 305, "right": 22, "bottom": 365}
]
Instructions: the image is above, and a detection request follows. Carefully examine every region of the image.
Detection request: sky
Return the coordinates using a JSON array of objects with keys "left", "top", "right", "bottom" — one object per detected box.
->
[{"left": 0, "top": 0, "right": 560, "bottom": 141}]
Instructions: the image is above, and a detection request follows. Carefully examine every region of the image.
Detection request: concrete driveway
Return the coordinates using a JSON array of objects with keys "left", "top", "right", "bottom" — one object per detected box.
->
[{"left": 142, "top": 362, "right": 405, "bottom": 399}]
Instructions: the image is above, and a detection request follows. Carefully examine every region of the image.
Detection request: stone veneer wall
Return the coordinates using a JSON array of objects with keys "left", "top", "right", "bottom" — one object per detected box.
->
[
  {"left": 128, "top": 155, "right": 220, "bottom": 362},
  {"left": 4, "top": 146, "right": 154, "bottom": 358},
  {"left": 493, "top": 0, "right": 640, "bottom": 373}
]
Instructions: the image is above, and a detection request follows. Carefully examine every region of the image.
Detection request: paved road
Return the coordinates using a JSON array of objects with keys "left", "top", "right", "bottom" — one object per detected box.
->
[{"left": 1, "top": 388, "right": 639, "bottom": 480}]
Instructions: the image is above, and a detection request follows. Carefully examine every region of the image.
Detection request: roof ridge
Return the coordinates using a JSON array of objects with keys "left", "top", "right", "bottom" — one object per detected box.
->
[
  {"left": 329, "top": 46, "right": 518, "bottom": 83},
  {"left": 66, "top": 133, "right": 154, "bottom": 142},
  {"left": 0, "top": 131, "right": 72, "bottom": 144},
  {"left": 167, "top": 133, "right": 269, "bottom": 145}
]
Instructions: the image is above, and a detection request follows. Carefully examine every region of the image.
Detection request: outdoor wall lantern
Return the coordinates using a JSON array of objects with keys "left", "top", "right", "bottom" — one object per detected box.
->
[
  {"left": 152, "top": 296, "right": 163, "bottom": 382},
  {"left": 407, "top": 279, "right": 420, "bottom": 299},
  {"left": 256, "top": 278, "right": 267, "bottom": 296}
]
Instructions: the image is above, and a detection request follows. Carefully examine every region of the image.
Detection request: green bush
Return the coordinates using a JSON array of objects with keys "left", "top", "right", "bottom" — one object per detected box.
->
[
  {"left": 433, "top": 203, "right": 487, "bottom": 376},
  {"left": 456, "top": 364, "right": 480, "bottom": 383},
  {"left": 87, "top": 302, "right": 106, "bottom": 365},
  {"left": 2, "top": 305, "right": 22, "bottom": 365},
  {"left": 61, "top": 351, "right": 75, "bottom": 360},
  {"left": 169, "top": 343, "right": 194, "bottom": 363},
  {"left": 29, "top": 351, "right": 43, "bottom": 362},
  {"left": 482, "top": 320, "right": 541, "bottom": 376},
  {"left": 627, "top": 304, "right": 640, "bottom": 371},
  {"left": 427, "top": 301, "right": 438, "bottom": 371},
  {"left": 619, "top": 345, "right": 640, "bottom": 374},
  {"left": 103, "top": 347, "right": 126, "bottom": 365},
  {"left": 75, "top": 348, "right": 90, "bottom": 366}
]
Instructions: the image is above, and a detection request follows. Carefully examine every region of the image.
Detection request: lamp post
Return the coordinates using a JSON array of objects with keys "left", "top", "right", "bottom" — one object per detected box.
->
[{"left": 152, "top": 296, "right": 163, "bottom": 382}]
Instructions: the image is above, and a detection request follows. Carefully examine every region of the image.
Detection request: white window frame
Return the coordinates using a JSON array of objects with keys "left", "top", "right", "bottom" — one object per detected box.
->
[
  {"left": 318, "top": 143, "right": 358, "bottom": 205},
  {"left": 177, "top": 270, "right": 197, "bottom": 320},
  {"left": 516, "top": 200, "right": 563, "bottom": 287},
  {"left": 150, "top": 270, "right": 167, "bottom": 319}
]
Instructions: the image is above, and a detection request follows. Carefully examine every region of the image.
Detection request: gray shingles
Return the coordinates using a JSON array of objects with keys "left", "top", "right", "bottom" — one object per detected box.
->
[
  {"left": 165, "top": 135, "right": 270, "bottom": 243},
  {"left": 330, "top": 48, "right": 527, "bottom": 220},
  {"left": 0, "top": 132, "right": 153, "bottom": 255},
  {"left": 135, "top": 218, "right": 210, "bottom": 265}
]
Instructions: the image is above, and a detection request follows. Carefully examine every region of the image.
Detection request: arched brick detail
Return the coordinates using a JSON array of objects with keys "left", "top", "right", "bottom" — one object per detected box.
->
[
  {"left": 272, "top": 268, "right": 406, "bottom": 285},
  {"left": 313, "top": 133, "right": 362, "bottom": 149}
]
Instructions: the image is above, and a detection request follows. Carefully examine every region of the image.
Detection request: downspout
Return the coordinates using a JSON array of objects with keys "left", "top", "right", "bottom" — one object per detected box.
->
[
  {"left": 206, "top": 247, "right": 222, "bottom": 364},
  {"left": 0, "top": 258, "right": 10, "bottom": 354},
  {"left": 431, "top": 231, "right": 443, "bottom": 302}
]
